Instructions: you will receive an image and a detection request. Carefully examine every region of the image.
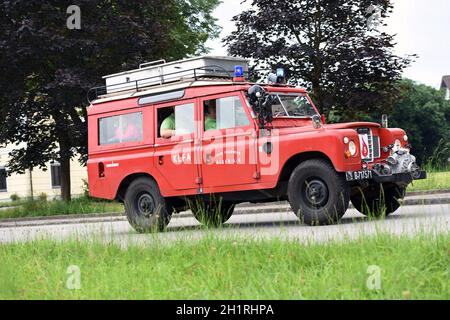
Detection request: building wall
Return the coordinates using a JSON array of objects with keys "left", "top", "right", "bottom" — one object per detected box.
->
[{"left": 0, "top": 145, "right": 87, "bottom": 202}]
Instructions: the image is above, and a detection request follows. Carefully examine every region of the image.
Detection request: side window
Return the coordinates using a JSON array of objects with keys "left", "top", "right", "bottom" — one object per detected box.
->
[
  {"left": 50, "top": 162, "right": 61, "bottom": 188},
  {"left": 0, "top": 167, "right": 7, "bottom": 192},
  {"left": 203, "top": 96, "right": 250, "bottom": 131},
  {"left": 158, "top": 103, "right": 195, "bottom": 139},
  {"left": 99, "top": 112, "right": 143, "bottom": 145}
]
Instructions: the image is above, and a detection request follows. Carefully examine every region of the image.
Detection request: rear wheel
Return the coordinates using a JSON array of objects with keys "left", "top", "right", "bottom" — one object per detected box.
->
[
  {"left": 351, "top": 183, "right": 405, "bottom": 217},
  {"left": 190, "top": 198, "right": 235, "bottom": 227},
  {"left": 287, "top": 159, "right": 350, "bottom": 226},
  {"left": 124, "top": 177, "right": 172, "bottom": 233}
]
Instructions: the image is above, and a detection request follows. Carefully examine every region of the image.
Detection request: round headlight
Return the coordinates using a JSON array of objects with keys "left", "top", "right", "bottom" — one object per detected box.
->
[
  {"left": 349, "top": 141, "right": 357, "bottom": 156},
  {"left": 403, "top": 135, "right": 408, "bottom": 142}
]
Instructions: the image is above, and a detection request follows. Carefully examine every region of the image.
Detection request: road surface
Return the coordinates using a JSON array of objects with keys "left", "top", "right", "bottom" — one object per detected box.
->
[{"left": 0, "top": 203, "right": 448, "bottom": 246}]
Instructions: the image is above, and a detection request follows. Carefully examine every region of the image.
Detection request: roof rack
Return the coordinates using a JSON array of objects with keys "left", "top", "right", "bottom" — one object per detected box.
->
[
  {"left": 88, "top": 66, "right": 241, "bottom": 103},
  {"left": 88, "top": 56, "right": 249, "bottom": 103}
]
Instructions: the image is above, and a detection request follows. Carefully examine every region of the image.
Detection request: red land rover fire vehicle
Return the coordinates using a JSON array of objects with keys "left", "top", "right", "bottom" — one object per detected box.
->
[{"left": 87, "top": 56, "right": 426, "bottom": 232}]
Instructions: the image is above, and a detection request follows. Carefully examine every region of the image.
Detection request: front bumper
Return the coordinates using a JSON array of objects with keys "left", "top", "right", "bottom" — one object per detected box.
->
[{"left": 346, "top": 170, "right": 427, "bottom": 184}]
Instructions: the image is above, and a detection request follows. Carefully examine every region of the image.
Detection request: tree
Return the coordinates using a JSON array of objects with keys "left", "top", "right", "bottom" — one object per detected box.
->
[
  {"left": 224, "top": 0, "right": 413, "bottom": 121},
  {"left": 0, "top": 0, "right": 220, "bottom": 201},
  {"left": 387, "top": 79, "right": 450, "bottom": 166}
]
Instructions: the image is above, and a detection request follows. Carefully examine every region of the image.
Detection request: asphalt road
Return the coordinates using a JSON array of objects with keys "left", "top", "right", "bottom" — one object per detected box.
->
[{"left": 0, "top": 203, "right": 448, "bottom": 246}]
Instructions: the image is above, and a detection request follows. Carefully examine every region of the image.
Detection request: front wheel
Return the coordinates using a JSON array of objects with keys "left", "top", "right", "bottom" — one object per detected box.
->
[
  {"left": 124, "top": 177, "right": 172, "bottom": 233},
  {"left": 351, "top": 183, "right": 405, "bottom": 217},
  {"left": 287, "top": 159, "right": 350, "bottom": 226}
]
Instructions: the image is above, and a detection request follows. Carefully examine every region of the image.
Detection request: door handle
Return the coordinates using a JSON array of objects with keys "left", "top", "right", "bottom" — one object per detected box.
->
[{"left": 205, "top": 153, "right": 212, "bottom": 164}]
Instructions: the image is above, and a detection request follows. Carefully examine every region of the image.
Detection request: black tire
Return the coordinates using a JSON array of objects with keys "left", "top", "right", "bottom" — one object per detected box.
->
[
  {"left": 351, "top": 183, "right": 405, "bottom": 217},
  {"left": 124, "top": 177, "right": 172, "bottom": 233},
  {"left": 287, "top": 159, "right": 350, "bottom": 226},
  {"left": 190, "top": 198, "right": 235, "bottom": 227}
]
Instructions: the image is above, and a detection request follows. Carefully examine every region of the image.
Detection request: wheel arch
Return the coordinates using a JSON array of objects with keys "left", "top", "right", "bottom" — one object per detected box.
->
[
  {"left": 116, "top": 172, "right": 157, "bottom": 202},
  {"left": 278, "top": 151, "right": 335, "bottom": 184}
]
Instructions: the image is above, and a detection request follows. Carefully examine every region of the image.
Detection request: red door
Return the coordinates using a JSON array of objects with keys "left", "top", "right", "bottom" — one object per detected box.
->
[
  {"left": 154, "top": 99, "right": 200, "bottom": 191},
  {"left": 199, "top": 92, "right": 258, "bottom": 189}
]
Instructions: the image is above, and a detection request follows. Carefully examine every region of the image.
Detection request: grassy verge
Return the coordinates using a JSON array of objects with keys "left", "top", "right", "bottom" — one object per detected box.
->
[
  {"left": 0, "top": 233, "right": 448, "bottom": 299},
  {"left": 407, "top": 171, "right": 450, "bottom": 192},
  {"left": 0, "top": 197, "right": 123, "bottom": 219}
]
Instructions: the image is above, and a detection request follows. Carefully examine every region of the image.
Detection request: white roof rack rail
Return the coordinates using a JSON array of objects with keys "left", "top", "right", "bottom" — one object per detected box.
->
[{"left": 139, "top": 59, "right": 166, "bottom": 69}]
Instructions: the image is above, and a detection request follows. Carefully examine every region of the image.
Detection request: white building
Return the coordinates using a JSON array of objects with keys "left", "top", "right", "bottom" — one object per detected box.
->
[{"left": 0, "top": 144, "right": 87, "bottom": 202}]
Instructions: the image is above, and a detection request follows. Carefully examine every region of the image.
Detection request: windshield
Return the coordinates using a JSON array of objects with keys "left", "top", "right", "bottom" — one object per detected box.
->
[{"left": 270, "top": 94, "right": 318, "bottom": 118}]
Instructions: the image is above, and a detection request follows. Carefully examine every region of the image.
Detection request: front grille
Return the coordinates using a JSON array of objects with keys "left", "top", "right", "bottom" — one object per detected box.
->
[
  {"left": 373, "top": 136, "right": 381, "bottom": 158},
  {"left": 357, "top": 128, "right": 376, "bottom": 162}
]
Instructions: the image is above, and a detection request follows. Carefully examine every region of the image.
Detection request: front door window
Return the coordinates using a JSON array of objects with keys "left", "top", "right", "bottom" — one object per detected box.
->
[{"left": 203, "top": 96, "right": 250, "bottom": 131}]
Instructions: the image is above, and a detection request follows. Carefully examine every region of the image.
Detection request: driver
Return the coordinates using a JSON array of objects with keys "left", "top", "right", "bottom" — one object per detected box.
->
[{"left": 204, "top": 100, "right": 217, "bottom": 131}]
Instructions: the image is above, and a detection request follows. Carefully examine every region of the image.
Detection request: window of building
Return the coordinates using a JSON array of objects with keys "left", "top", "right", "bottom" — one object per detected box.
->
[
  {"left": 203, "top": 96, "right": 250, "bottom": 131},
  {"left": 157, "top": 103, "right": 195, "bottom": 139},
  {"left": 51, "top": 163, "right": 61, "bottom": 188},
  {"left": 99, "top": 112, "right": 143, "bottom": 145},
  {"left": 0, "top": 167, "right": 7, "bottom": 192}
]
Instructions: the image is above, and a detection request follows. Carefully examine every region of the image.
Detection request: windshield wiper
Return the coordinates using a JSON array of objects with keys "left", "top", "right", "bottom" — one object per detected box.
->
[{"left": 275, "top": 95, "right": 291, "bottom": 118}]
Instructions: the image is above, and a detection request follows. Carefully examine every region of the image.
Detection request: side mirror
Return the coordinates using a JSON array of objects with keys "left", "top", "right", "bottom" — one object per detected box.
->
[
  {"left": 247, "top": 85, "right": 273, "bottom": 128},
  {"left": 312, "top": 114, "right": 323, "bottom": 129}
]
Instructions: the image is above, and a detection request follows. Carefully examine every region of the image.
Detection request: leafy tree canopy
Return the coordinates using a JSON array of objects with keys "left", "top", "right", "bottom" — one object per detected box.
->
[
  {"left": 0, "top": 0, "right": 221, "bottom": 200},
  {"left": 225, "top": 0, "right": 413, "bottom": 121},
  {"left": 387, "top": 79, "right": 450, "bottom": 167}
]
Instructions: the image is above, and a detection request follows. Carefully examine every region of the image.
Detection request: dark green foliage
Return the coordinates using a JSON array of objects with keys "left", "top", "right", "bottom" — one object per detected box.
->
[
  {"left": 388, "top": 80, "right": 450, "bottom": 166},
  {"left": 225, "top": 0, "right": 413, "bottom": 121},
  {"left": 0, "top": 0, "right": 220, "bottom": 200}
]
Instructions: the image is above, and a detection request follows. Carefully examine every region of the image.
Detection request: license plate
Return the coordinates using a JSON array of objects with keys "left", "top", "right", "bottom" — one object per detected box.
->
[{"left": 346, "top": 170, "right": 373, "bottom": 181}]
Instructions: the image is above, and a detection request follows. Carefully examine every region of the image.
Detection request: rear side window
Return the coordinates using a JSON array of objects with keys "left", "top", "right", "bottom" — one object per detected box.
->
[
  {"left": 157, "top": 103, "right": 195, "bottom": 138},
  {"left": 99, "top": 112, "right": 143, "bottom": 145}
]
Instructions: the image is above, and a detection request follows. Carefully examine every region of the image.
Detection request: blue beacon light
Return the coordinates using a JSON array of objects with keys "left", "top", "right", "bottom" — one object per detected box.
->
[
  {"left": 234, "top": 66, "right": 244, "bottom": 77},
  {"left": 276, "top": 68, "right": 285, "bottom": 78},
  {"left": 276, "top": 68, "right": 286, "bottom": 84},
  {"left": 233, "top": 65, "right": 245, "bottom": 81}
]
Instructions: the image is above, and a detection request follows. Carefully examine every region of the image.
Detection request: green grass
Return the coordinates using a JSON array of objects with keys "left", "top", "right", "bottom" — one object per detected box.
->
[
  {"left": 407, "top": 171, "right": 450, "bottom": 192},
  {"left": 0, "top": 233, "right": 448, "bottom": 299},
  {"left": 0, "top": 197, "right": 124, "bottom": 219}
]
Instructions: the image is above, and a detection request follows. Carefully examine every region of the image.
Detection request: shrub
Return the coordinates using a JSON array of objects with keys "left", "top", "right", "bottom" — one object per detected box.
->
[
  {"left": 38, "top": 193, "right": 48, "bottom": 202},
  {"left": 82, "top": 179, "right": 92, "bottom": 199},
  {"left": 10, "top": 194, "right": 20, "bottom": 202}
]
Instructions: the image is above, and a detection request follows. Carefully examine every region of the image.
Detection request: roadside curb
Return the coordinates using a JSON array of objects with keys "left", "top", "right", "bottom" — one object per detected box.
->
[{"left": 406, "top": 189, "right": 450, "bottom": 196}]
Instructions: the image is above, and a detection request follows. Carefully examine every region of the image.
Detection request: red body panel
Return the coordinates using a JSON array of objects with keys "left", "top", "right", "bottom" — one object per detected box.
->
[{"left": 87, "top": 83, "right": 407, "bottom": 200}]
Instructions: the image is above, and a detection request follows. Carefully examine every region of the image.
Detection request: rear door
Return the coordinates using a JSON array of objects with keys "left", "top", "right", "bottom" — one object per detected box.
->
[
  {"left": 154, "top": 99, "right": 200, "bottom": 191},
  {"left": 199, "top": 92, "right": 258, "bottom": 189}
]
